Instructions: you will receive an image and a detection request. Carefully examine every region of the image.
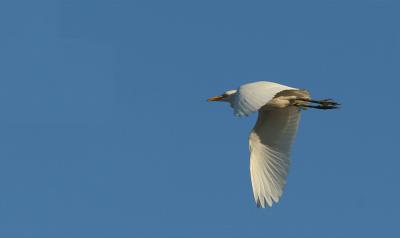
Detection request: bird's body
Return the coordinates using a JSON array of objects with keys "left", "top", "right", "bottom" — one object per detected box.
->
[{"left": 208, "top": 81, "right": 338, "bottom": 208}]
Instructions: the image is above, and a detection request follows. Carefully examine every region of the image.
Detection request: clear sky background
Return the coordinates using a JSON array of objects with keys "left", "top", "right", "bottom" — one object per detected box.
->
[{"left": 0, "top": 0, "right": 399, "bottom": 237}]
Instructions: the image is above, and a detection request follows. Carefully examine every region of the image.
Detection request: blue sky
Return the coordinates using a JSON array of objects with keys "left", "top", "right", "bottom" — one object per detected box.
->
[{"left": 0, "top": 0, "right": 399, "bottom": 237}]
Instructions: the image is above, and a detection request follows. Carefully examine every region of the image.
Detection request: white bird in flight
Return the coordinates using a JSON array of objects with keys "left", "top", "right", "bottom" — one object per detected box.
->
[{"left": 208, "top": 81, "right": 339, "bottom": 208}]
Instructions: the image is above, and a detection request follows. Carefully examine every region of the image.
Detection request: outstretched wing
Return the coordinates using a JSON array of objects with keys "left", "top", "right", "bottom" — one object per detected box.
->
[
  {"left": 249, "top": 106, "right": 301, "bottom": 207},
  {"left": 233, "top": 81, "right": 295, "bottom": 116}
]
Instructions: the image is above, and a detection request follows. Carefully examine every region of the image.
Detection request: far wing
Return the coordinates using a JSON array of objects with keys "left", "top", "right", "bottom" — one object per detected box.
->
[
  {"left": 233, "top": 81, "right": 295, "bottom": 116},
  {"left": 249, "top": 106, "right": 301, "bottom": 207}
]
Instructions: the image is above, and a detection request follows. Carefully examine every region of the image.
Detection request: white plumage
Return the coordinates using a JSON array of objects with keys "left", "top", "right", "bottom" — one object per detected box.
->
[
  {"left": 208, "top": 81, "right": 338, "bottom": 208},
  {"left": 249, "top": 106, "right": 300, "bottom": 207},
  {"left": 233, "top": 81, "right": 295, "bottom": 116}
]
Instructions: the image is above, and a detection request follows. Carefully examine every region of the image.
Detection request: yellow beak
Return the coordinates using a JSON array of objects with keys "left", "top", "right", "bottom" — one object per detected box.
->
[{"left": 207, "top": 95, "right": 225, "bottom": 102}]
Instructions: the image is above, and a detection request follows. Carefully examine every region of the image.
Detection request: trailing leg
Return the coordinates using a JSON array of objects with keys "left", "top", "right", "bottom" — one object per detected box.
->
[{"left": 294, "top": 98, "right": 340, "bottom": 110}]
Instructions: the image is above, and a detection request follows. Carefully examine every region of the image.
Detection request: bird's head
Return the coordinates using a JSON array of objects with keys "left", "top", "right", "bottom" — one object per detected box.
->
[{"left": 207, "top": 90, "right": 237, "bottom": 102}]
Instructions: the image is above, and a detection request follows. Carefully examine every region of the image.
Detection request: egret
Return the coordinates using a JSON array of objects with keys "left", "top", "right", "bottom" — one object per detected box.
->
[{"left": 208, "top": 81, "right": 339, "bottom": 208}]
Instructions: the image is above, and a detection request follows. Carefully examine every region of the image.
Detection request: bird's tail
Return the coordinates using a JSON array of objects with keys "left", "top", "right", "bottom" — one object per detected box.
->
[{"left": 294, "top": 98, "right": 340, "bottom": 110}]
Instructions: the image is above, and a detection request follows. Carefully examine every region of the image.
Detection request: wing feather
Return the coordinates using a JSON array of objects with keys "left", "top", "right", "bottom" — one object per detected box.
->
[
  {"left": 249, "top": 106, "right": 301, "bottom": 207},
  {"left": 233, "top": 81, "right": 295, "bottom": 116}
]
